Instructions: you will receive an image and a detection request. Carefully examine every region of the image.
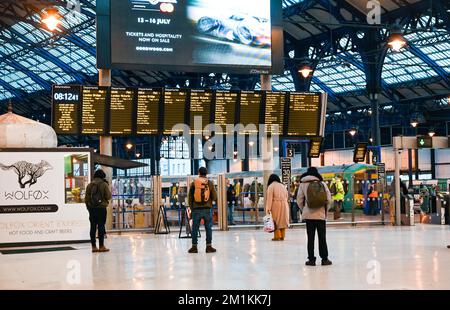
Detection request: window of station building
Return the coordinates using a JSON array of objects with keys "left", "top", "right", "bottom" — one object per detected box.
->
[
  {"left": 334, "top": 131, "right": 344, "bottom": 149},
  {"left": 324, "top": 132, "right": 334, "bottom": 150},
  {"left": 344, "top": 132, "right": 355, "bottom": 148},
  {"left": 380, "top": 127, "right": 392, "bottom": 145},
  {"left": 391, "top": 127, "right": 403, "bottom": 143},
  {"left": 116, "top": 158, "right": 151, "bottom": 177},
  {"left": 64, "top": 153, "right": 89, "bottom": 204}
]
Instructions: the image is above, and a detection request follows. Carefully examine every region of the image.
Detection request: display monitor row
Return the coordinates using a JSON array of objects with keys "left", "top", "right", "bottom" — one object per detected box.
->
[{"left": 52, "top": 85, "right": 327, "bottom": 137}]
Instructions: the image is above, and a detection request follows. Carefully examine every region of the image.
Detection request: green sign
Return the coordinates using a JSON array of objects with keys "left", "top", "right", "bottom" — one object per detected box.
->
[{"left": 417, "top": 136, "right": 432, "bottom": 148}]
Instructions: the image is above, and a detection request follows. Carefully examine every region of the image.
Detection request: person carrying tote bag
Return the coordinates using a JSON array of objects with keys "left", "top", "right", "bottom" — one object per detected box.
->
[{"left": 265, "top": 174, "right": 290, "bottom": 241}]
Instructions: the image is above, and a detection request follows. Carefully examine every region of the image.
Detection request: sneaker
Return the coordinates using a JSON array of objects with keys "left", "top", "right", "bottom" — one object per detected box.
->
[
  {"left": 322, "top": 259, "right": 333, "bottom": 266},
  {"left": 91, "top": 246, "right": 99, "bottom": 253},
  {"left": 206, "top": 245, "right": 217, "bottom": 253},
  {"left": 98, "top": 246, "right": 110, "bottom": 253},
  {"left": 188, "top": 245, "right": 198, "bottom": 253},
  {"left": 305, "top": 259, "right": 316, "bottom": 266}
]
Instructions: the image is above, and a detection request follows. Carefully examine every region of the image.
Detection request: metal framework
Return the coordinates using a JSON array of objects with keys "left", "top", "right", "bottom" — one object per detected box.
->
[{"left": 0, "top": 0, "right": 449, "bottom": 139}]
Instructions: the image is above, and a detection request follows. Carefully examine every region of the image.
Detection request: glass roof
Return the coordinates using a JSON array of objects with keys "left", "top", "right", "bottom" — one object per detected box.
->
[
  {"left": 282, "top": 0, "right": 305, "bottom": 9},
  {"left": 0, "top": 0, "right": 449, "bottom": 105},
  {"left": 405, "top": 31, "right": 450, "bottom": 74},
  {"left": 382, "top": 49, "right": 438, "bottom": 84},
  {"left": 313, "top": 55, "right": 366, "bottom": 93},
  {"left": 0, "top": 1, "right": 97, "bottom": 101}
]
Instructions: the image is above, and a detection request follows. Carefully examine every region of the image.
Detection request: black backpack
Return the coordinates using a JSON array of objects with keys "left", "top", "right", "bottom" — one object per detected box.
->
[
  {"left": 90, "top": 183, "right": 103, "bottom": 207},
  {"left": 330, "top": 183, "right": 337, "bottom": 195}
]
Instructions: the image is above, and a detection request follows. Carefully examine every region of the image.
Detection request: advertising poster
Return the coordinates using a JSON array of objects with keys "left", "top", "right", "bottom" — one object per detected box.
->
[
  {"left": 0, "top": 151, "right": 91, "bottom": 245},
  {"left": 111, "top": 0, "right": 272, "bottom": 69}
]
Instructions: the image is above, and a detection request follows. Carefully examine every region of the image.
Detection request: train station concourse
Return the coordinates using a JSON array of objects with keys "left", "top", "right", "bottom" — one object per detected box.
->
[{"left": 1, "top": 0, "right": 450, "bottom": 303}]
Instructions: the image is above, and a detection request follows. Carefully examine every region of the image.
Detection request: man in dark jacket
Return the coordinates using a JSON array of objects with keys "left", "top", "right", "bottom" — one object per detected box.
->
[
  {"left": 226, "top": 179, "right": 236, "bottom": 225},
  {"left": 85, "top": 169, "right": 112, "bottom": 253},
  {"left": 188, "top": 167, "right": 218, "bottom": 254}
]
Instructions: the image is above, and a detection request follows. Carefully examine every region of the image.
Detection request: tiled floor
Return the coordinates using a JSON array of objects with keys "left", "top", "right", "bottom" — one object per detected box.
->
[{"left": 1, "top": 224, "right": 450, "bottom": 289}]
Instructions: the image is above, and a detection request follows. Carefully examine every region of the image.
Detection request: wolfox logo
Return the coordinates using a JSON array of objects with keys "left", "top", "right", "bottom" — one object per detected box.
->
[{"left": 0, "top": 160, "right": 53, "bottom": 188}]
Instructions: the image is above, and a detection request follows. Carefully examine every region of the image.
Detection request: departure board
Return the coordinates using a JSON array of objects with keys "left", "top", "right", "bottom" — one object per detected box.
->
[
  {"left": 239, "top": 91, "right": 262, "bottom": 133},
  {"left": 308, "top": 137, "right": 323, "bottom": 158},
  {"left": 264, "top": 91, "right": 285, "bottom": 135},
  {"left": 52, "top": 85, "right": 81, "bottom": 135},
  {"left": 214, "top": 90, "right": 238, "bottom": 134},
  {"left": 287, "top": 93, "right": 321, "bottom": 136},
  {"left": 109, "top": 87, "right": 134, "bottom": 135},
  {"left": 189, "top": 90, "right": 213, "bottom": 134},
  {"left": 163, "top": 89, "right": 187, "bottom": 134},
  {"left": 81, "top": 86, "right": 108, "bottom": 135},
  {"left": 353, "top": 143, "right": 368, "bottom": 163},
  {"left": 136, "top": 88, "right": 161, "bottom": 135}
]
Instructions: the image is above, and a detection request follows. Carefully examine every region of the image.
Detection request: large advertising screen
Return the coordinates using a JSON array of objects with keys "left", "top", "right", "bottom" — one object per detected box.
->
[
  {"left": 99, "top": 0, "right": 283, "bottom": 74},
  {"left": 0, "top": 150, "right": 91, "bottom": 246}
]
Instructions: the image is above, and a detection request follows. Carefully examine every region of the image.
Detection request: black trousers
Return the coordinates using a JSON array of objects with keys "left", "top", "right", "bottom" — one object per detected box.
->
[
  {"left": 88, "top": 208, "right": 107, "bottom": 247},
  {"left": 305, "top": 220, "right": 328, "bottom": 261}
]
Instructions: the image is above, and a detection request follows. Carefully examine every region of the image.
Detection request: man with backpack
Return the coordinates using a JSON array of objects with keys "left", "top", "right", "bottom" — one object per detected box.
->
[
  {"left": 85, "top": 169, "right": 112, "bottom": 253},
  {"left": 330, "top": 175, "right": 345, "bottom": 220},
  {"left": 297, "top": 167, "right": 332, "bottom": 266},
  {"left": 188, "top": 167, "right": 218, "bottom": 254}
]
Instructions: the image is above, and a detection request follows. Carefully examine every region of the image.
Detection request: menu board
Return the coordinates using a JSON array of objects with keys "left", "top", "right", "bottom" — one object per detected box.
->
[
  {"left": 264, "top": 91, "right": 285, "bottom": 135},
  {"left": 163, "top": 89, "right": 187, "bottom": 134},
  {"left": 308, "top": 137, "right": 323, "bottom": 158},
  {"left": 52, "top": 85, "right": 81, "bottom": 135},
  {"left": 239, "top": 91, "right": 262, "bottom": 133},
  {"left": 214, "top": 90, "right": 238, "bottom": 134},
  {"left": 136, "top": 88, "right": 161, "bottom": 135},
  {"left": 287, "top": 93, "right": 321, "bottom": 136},
  {"left": 109, "top": 87, "right": 134, "bottom": 135},
  {"left": 353, "top": 143, "right": 368, "bottom": 163},
  {"left": 81, "top": 86, "right": 108, "bottom": 135},
  {"left": 189, "top": 90, "right": 213, "bottom": 134}
]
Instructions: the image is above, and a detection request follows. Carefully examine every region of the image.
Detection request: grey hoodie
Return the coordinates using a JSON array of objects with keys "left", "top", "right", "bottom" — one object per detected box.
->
[{"left": 297, "top": 175, "right": 332, "bottom": 221}]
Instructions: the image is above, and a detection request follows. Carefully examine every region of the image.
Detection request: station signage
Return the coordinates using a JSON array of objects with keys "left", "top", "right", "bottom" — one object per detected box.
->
[
  {"left": 417, "top": 136, "right": 432, "bottom": 148},
  {"left": 280, "top": 157, "right": 292, "bottom": 186},
  {"left": 308, "top": 137, "right": 323, "bottom": 158},
  {"left": 353, "top": 142, "right": 368, "bottom": 163},
  {"left": 52, "top": 86, "right": 327, "bottom": 138}
]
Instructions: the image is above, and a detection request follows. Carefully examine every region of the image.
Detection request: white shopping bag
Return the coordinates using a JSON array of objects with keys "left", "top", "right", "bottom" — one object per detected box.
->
[{"left": 263, "top": 213, "right": 275, "bottom": 233}]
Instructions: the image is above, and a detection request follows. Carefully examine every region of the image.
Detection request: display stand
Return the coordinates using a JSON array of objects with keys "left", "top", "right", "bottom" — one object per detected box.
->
[
  {"left": 154, "top": 205, "right": 170, "bottom": 235},
  {"left": 178, "top": 208, "right": 200, "bottom": 239}
]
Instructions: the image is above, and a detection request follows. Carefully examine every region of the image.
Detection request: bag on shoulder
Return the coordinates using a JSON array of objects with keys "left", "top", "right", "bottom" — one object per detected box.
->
[
  {"left": 194, "top": 178, "right": 210, "bottom": 203},
  {"left": 306, "top": 181, "right": 328, "bottom": 209},
  {"left": 330, "top": 183, "right": 337, "bottom": 195},
  {"left": 90, "top": 183, "right": 103, "bottom": 207}
]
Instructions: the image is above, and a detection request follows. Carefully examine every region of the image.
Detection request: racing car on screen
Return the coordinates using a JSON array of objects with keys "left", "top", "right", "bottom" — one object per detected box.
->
[{"left": 196, "top": 14, "right": 271, "bottom": 46}]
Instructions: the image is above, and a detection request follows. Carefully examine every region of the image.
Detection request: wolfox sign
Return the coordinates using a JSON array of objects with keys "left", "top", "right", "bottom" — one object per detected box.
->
[{"left": 0, "top": 149, "right": 91, "bottom": 246}]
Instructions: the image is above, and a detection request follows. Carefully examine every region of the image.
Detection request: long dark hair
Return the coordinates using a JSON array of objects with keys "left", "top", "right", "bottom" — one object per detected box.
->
[
  {"left": 268, "top": 174, "right": 281, "bottom": 187},
  {"left": 300, "top": 167, "right": 323, "bottom": 181}
]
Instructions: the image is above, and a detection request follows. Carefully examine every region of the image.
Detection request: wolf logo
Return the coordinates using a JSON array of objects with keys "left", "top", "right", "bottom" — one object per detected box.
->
[{"left": 0, "top": 160, "right": 53, "bottom": 188}]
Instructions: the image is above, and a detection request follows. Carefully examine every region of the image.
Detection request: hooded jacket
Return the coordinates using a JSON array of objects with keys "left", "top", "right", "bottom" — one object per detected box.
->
[{"left": 297, "top": 175, "right": 332, "bottom": 221}]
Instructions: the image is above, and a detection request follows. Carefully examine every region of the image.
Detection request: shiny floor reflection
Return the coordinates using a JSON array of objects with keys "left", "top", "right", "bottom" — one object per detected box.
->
[{"left": 1, "top": 224, "right": 450, "bottom": 289}]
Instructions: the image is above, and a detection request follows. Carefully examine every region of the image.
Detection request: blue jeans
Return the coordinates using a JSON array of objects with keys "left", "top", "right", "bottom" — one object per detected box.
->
[
  {"left": 191, "top": 208, "right": 213, "bottom": 245},
  {"left": 227, "top": 202, "right": 234, "bottom": 224}
]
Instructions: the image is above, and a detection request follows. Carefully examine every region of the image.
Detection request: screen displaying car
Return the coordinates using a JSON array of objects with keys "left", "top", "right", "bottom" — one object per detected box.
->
[{"left": 196, "top": 14, "right": 270, "bottom": 46}]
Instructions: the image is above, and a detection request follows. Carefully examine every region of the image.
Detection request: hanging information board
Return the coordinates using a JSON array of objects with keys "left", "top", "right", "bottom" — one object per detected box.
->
[{"left": 52, "top": 85, "right": 81, "bottom": 135}]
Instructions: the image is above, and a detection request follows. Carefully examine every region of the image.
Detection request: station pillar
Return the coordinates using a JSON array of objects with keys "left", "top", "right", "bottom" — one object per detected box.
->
[
  {"left": 99, "top": 69, "right": 114, "bottom": 230},
  {"left": 261, "top": 75, "right": 273, "bottom": 207}
]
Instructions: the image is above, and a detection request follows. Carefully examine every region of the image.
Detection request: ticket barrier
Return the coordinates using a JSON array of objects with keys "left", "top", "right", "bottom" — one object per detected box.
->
[{"left": 401, "top": 194, "right": 415, "bottom": 226}]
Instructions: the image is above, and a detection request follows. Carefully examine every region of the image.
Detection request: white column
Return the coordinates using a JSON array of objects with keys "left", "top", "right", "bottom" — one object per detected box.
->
[
  {"left": 394, "top": 148, "right": 402, "bottom": 226},
  {"left": 260, "top": 75, "right": 273, "bottom": 210},
  {"left": 99, "top": 69, "right": 113, "bottom": 230}
]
